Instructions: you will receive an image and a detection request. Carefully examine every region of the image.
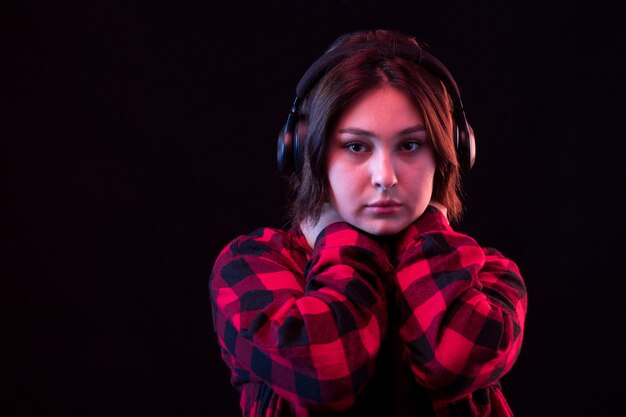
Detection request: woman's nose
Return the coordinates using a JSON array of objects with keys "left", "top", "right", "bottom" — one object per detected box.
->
[{"left": 371, "top": 152, "right": 398, "bottom": 190}]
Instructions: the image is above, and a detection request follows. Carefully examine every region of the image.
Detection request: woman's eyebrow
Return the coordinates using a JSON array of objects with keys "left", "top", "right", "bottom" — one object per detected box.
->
[
  {"left": 337, "top": 125, "right": 427, "bottom": 137},
  {"left": 337, "top": 127, "right": 376, "bottom": 138},
  {"left": 397, "top": 126, "right": 427, "bottom": 135}
]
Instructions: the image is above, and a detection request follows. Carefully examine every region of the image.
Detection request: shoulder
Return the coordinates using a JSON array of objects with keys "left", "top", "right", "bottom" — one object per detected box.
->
[
  {"left": 221, "top": 226, "right": 305, "bottom": 255},
  {"left": 212, "top": 226, "right": 309, "bottom": 274}
]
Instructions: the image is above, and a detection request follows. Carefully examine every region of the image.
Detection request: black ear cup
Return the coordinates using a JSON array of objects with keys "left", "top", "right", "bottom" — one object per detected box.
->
[
  {"left": 276, "top": 112, "right": 297, "bottom": 175},
  {"left": 453, "top": 112, "right": 476, "bottom": 172},
  {"left": 277, "top": 114, "right": 307, "bottom": 176},
  {"left": 292, "top": 118, "right": 306, "bottom": 176}
]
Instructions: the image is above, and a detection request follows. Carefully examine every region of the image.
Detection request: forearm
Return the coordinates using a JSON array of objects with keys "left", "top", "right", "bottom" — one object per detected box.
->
[
  {"left": 393, "top": 207, "right": 527, "bottom": 400},
  {"left": 210, "top": 223, "right": 393, "bottom": 410}
]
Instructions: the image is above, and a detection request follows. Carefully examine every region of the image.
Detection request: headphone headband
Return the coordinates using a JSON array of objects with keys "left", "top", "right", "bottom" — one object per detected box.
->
[{"left": 296, "top": 42, "right": 462, "bottom": 108}]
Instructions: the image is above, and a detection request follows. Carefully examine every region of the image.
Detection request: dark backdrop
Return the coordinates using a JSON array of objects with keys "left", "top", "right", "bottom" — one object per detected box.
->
[{"left": 6, "top": 1, "right": 625, "bottom": 416}]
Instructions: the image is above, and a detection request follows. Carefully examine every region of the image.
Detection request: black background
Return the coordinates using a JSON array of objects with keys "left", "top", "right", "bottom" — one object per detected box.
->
[{"left": 6, "top": 1, "right": 625, "bottom": 416}]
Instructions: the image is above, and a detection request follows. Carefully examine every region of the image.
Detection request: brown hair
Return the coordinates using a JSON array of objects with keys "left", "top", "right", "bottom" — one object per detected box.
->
[{"left": 286, "top": 29, "right": 464, "bottom": 225}]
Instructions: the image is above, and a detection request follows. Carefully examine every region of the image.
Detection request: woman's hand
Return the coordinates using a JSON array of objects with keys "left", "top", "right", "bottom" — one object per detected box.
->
[{"left": 300, "top": 203, "right": 345, "bottom": 249}]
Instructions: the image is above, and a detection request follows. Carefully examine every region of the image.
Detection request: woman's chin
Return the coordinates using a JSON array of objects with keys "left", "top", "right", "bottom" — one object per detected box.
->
[{"left": 350, "top": 218, "right": 412, "bottom": 237}]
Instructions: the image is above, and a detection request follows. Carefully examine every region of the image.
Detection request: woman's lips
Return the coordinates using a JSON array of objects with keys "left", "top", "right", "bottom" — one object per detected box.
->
[{"left": 366, "top": 200, "right": 402, "bottom": 214}]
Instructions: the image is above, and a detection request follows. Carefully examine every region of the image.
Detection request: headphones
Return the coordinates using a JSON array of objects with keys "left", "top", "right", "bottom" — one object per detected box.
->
[{"left": 276, "top": 41, "right": 476, "bottom": 176}]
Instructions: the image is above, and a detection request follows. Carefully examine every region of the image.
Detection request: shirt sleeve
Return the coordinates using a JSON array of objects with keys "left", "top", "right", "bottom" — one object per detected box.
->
[
  {"left": 393, "top": 206, "right": 528, "bottom": 405},
  {"left": 209, "top": 223, "right": 393, "bottom": 411}
]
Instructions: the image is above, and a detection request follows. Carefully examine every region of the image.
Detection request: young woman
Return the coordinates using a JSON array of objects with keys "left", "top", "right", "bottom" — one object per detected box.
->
[{"left": 210, "top": 29, "right": 527, "bottom": 417}]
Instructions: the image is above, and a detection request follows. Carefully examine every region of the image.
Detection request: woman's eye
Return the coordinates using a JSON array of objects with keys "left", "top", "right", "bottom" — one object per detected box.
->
[
  {"left": 400, "top": 141, "right": 422, "bottom": 152},
  {"left": 345, "top": 142, "right": 368, "bottom": 153}
]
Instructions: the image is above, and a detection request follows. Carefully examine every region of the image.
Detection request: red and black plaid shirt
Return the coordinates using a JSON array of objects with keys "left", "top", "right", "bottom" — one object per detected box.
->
[{"left": 210, "top": 206, "right": 527, "bottom": 416}]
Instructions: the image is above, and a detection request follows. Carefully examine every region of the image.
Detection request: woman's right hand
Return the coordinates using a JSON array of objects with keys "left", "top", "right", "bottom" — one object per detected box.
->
[{"left": 300, "top": 203, "right": 345, "bottom": 249}]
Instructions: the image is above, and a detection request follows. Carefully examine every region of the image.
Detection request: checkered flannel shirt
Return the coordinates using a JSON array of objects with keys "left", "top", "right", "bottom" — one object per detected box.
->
[{"left": 210, "top": 206, "right": 527, "bottom": 416}]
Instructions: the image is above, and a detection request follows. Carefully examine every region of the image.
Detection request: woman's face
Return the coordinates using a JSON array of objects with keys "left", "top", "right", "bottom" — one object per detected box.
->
[{"left": 327, "top": 86, "right": 436, "bottom": 236}]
